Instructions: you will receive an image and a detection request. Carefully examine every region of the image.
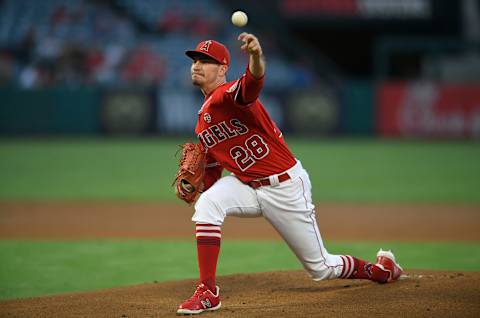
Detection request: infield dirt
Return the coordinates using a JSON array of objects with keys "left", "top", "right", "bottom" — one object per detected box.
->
[{"left": 0, "top": 202, "right": 479, "bottom": 317}]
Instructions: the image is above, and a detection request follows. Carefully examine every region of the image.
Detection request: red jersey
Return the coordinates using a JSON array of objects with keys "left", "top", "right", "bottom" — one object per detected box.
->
[{"left": 195, "top": 67, "right": 296, "bottom": 188}]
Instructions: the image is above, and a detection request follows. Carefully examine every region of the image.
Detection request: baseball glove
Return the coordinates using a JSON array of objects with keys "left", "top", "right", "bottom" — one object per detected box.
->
[{"left": 173, "top": 142, "right": 206, "bottom": 204}]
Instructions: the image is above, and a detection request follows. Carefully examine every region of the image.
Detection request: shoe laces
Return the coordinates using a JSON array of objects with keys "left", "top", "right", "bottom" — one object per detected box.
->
[{"left": 187, "top": 284, "right": 209, "bottom": 301}]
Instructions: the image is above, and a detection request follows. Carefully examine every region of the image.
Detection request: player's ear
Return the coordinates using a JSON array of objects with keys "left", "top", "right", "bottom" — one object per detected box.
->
[{"left": 219, "top": 65, "right": 228, "bottom": 76}]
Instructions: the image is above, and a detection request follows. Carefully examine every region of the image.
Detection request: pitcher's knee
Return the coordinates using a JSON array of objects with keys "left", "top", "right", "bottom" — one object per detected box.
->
[{"left": 192, "top": 193, "right": 225, "bottom": 225}]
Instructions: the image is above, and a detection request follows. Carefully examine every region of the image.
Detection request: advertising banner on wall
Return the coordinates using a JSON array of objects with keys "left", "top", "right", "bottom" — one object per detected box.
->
[
  {"left": 101, "top": 90, "right": 154, "bottom": 135},
  {"left": 377, "top": 82, "right": 480, "bottom": 138},
  {"left": 286, "top": 89, "right": 341, "bottom": 135}
]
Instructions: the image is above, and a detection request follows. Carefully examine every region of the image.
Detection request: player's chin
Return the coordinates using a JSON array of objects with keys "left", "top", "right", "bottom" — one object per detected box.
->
[{"left": 191, "top": 76, "right": 203, "bottom": 86}]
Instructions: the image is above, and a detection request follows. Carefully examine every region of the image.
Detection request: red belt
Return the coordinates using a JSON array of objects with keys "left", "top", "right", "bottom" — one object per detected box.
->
[{"left": 247, "top": 172, "right": 291, "bottom": 189}]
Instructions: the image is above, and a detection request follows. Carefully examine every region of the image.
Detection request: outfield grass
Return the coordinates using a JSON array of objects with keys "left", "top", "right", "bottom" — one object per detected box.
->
[
  {"left": 0, "top": 138, "right": 479, "bottom": 202},
  {"left": 0, "top": 240, "right": 479, "bottom": 300}
]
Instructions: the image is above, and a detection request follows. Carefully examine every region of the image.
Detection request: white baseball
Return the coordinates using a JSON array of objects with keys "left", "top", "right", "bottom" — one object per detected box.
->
[{"left": 231, "top": 11, "right": 248, "bottom": 27}]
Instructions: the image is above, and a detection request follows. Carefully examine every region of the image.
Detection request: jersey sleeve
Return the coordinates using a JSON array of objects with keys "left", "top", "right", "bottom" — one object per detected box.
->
[
  {"left": 203, "top": 153, "right": 223, "bottom": 191},
  {"left": 226, "top": 65, "right": 264, "bottom": 107}
]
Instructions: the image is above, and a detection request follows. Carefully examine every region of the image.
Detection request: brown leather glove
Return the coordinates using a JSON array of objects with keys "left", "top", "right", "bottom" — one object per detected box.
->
[{"left": 173, "top": 143, "right": 206, "bottom": 204}]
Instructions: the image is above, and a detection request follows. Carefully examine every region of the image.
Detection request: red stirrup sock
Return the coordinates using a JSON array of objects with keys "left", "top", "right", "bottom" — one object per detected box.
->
[
  {"left": 339, "top": 255, "right": 374, "bottom": 279},
  {"left": 196, "top": 223, "right": 221, "bottom": 293}
]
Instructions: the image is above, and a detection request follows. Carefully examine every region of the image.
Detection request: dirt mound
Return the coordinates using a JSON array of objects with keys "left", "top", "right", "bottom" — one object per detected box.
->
[{"left": 1, "top": 270, "right": 479, "bottom": 318}]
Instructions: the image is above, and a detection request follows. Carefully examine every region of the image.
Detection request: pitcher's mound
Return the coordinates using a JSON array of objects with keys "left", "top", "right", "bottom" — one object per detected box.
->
[{"left": 1, "top": 270, "right": 479, "bottom": 318}]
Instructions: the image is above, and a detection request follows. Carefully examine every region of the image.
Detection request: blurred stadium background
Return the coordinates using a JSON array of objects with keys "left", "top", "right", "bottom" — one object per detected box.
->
[
  {"left": 0, "top": 0, "right": 479, "bottom": 137},
  {"left": 1, "top": 0, "right": 480, "bottom": 304}
]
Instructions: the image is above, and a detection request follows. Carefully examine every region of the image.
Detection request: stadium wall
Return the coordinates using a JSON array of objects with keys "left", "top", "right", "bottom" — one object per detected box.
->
[{"left": 1, "top": 81, "right": 479, "bottom": 138}]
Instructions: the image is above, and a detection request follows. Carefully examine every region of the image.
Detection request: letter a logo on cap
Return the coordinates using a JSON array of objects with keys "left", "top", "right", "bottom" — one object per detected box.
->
[
  {"left": 186, "top": 39, "right": 230, "bottom": 65},
  {"left": 200, "top": 40, "right": 212, "bottom": 52}
]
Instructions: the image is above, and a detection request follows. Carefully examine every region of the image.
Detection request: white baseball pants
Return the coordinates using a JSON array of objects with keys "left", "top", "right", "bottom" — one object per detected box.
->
[{"left": 193, "top": 160, "right": 344, "bottom": 280}]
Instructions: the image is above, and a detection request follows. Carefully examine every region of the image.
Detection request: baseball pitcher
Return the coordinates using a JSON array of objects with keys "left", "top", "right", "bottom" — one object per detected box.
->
[{"left": 174, "top": 33, "right": 403, "bottom": 315}]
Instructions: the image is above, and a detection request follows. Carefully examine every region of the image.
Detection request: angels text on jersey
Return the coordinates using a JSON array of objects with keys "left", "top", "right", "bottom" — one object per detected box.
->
[
  {"left": 198, "top": 118, "right": 271, "bottom": 171},
  {"left": 198, "top": 118, "right": 248, "bottom": 148}
]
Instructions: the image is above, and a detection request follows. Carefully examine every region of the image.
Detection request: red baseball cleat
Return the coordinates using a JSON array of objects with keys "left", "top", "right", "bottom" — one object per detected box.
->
[
  {"left": 371, "top": 249, "right": 403, "bottom": 283},
  {"left": 177, "top": 283, "right": 221, "bottom": 315}
]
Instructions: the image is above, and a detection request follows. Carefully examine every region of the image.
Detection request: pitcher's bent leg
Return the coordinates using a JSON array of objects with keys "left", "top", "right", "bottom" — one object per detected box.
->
[
  {"left": 193, "top": 175, "right": 261, "bottom": 225},
  {"left": 257, "top": 170, "right": 345, "bottom": 281},
  {"left": 264, "top": 206, "right": 344, "bottom": 280}
]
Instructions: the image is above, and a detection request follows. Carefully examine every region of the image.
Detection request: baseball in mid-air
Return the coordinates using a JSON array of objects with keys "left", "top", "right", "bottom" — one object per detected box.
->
[{"left": 231, "top": 11, "right": 248, "bottom": 27}]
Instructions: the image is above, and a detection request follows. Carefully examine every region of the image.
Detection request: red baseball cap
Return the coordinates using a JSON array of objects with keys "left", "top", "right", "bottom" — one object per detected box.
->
[{"left": 185, "top": 40, "right": 230, "bottom": 65}]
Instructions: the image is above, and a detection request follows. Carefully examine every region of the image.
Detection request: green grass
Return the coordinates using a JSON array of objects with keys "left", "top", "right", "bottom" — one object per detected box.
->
[
  {"left": 0, "top": 240, "right": 479, "bottom": 300},
  {"left": 0, "top": 138, "right": 182, "bottom": 201},
  {"left": 0, "top": 138, "right": 479, "bottom": 202},
  {"left": 289, "top": 139, "right": 480, "bottom": 202}
]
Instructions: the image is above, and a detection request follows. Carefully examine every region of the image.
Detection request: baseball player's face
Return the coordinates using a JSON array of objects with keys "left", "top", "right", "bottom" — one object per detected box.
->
[{"left": 191, "top": 58, "right": 226, "bottom": 87}]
